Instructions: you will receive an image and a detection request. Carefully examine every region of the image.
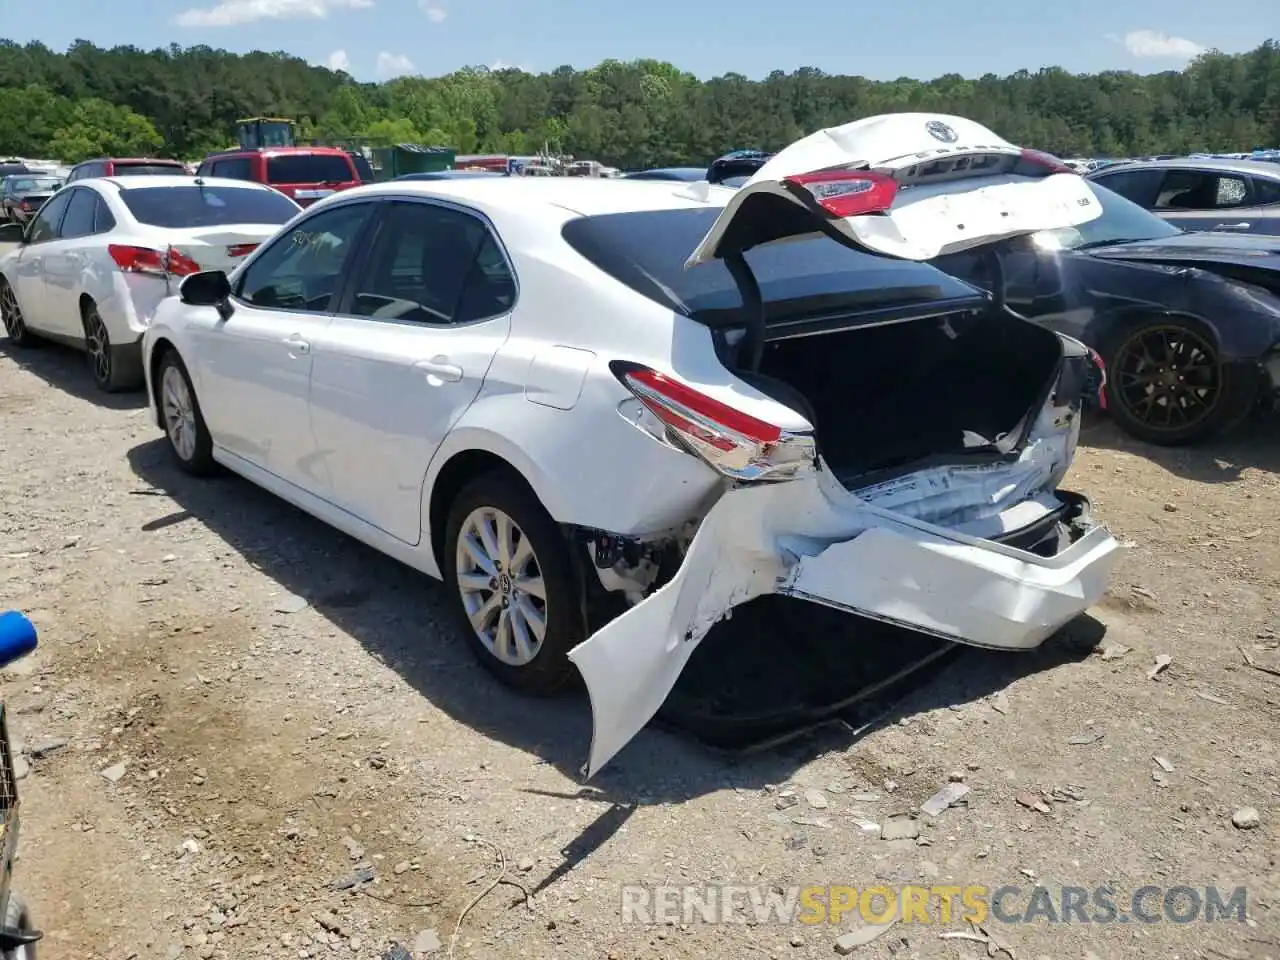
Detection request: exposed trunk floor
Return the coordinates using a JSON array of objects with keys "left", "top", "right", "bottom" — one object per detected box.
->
[{"left": 656, "top": 596, "right": 960, "bottom": 754}]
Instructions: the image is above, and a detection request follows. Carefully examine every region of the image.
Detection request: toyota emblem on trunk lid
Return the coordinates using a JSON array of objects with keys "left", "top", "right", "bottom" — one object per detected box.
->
[{"left": 926, "top": 120, "right": 959, "bottom": 143}]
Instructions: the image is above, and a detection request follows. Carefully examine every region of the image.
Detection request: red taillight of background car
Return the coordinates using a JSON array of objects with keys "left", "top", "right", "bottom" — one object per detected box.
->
[
  {"left": 108, "top": 244, "right": 201, "bottom": 278},
  {"left": 611, "top": 361, "right": 817, "bottom": 482},
  {"left": 226, "top": 243, "right": 259, "bottom": 259},
  {"left": 1015, "top": 149, "right": 1078, "bottom": 177},
  {"left": 781, "top": 169, "right": 900, "bottom": 219}
]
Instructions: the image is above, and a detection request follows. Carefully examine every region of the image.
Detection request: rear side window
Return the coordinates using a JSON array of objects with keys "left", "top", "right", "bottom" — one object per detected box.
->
[
  {"left": 266, "top": 154, "right": 355, "bottom": 184},
  {"left": 211, "top": 157, "right": 254, "bottom": 180},
  {"left": 350, "top": 153, "right": 375, "bottom": 183},
  {"left": 351, "top": 201, "right": 513, "bottom": 324},
  {"left": 110, "top": 162, "right": 186, "bottom": 177},
  {"left": 119, "top": 185, "right": 300, "bottom": 228},
  {"left": 58, "top": 188, "right": 99, "bottom": 239},
  {"left": 1155, "top": 171, "right": 1250, "bottom": 210},
  {"left": 561, "top": 208, "right": 977, "bottom": 320}
]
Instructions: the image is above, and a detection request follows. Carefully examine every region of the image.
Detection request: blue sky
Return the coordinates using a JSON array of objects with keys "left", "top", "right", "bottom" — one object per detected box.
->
[{"left": 1, "top": 0, "right": 1273, "bottom": 82}]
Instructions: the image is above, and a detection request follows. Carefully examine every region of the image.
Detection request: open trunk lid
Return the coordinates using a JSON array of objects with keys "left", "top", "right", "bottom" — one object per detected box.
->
[{"left": 686, "top": 113, "right": 1103, "bottom": 267}]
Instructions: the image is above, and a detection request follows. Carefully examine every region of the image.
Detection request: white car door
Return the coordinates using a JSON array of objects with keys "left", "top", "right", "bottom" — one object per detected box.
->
[
  {"left": 9, "top": 189, "right": 73, "bottom": 335},
  {"left": 39, "top": 186, "right": 101, "bottom": 333},
  {"left": 186, "top": 200, "right": 377, "bottom": 490},
  {"left": 307, "top": 198, "right": 514, "bottom": 545}
]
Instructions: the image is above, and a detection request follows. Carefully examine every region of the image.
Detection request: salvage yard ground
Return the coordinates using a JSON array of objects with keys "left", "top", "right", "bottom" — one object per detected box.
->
[{"left": 1, "top": 340, "right": 1278, "bottom": 960}]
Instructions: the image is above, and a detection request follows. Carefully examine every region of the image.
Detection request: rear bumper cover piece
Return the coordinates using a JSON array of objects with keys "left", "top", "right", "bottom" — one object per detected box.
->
[{"left": 569, "top": 472, "right": 1119, "bottom": 778}]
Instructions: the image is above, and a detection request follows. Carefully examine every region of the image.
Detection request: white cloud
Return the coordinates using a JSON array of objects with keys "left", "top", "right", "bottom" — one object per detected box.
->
[
  {"left": 174, "top": 0, "right": 373, "bottom": 28},
  {"left": 1109, "top": 29, "right": 1206, "bottom": 59},
  {"left": 418, "top": 1, "right": 447, "bottom": 22},
  {"left": 326, "top": 49, "right": 351, "bottom": 71},
  {"left": 376, "top": 51, "right": 416, "bottom": 78}
]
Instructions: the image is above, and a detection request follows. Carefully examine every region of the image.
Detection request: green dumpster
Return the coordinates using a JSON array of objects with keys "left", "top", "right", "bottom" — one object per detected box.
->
[{"left": 372, "top": 145, "right": 457, "bottom": 180}]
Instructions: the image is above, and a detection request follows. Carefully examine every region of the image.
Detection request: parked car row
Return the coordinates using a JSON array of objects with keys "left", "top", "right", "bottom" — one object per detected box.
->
[{"left": 0, "top": 114, "right": 1276, "bottom": 777}]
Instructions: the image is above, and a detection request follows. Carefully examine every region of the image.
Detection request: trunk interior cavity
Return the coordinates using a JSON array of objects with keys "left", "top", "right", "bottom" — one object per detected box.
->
[{"left": 750, "top": 309, "right": 1063, "bottom": 485}]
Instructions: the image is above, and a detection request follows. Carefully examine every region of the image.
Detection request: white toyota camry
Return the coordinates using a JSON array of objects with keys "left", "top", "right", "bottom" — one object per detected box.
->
[
  {"left": 0, "top": 176, "right": 301, "bottom": 391},
  {"left": 139, "top": 114, "right": 1120, "bottom": 776}
]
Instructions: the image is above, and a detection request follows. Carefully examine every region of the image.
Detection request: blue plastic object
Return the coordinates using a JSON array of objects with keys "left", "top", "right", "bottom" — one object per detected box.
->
[{"left": 0, "top": 612, "right": 37, "bottom": 669}]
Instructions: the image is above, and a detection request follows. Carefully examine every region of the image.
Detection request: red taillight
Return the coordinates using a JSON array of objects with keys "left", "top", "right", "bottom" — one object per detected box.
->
[
  {"left": 108, "top": 244, "right": 200, "bottom": 278},
  {"left": 1017, "top": 149, "right": 1077, "bottom": 177},
  {"left": 226, "top": 243, "right": 259, "bottom": 259},
  {"left": 781, "top": 168, "right": 899, "bottom": 219},
  {"left": 1089, "top": 348, "right": 1108, "bottom": 410},
  {"left": 613, "top": 363, "right": 816, "bottom": 482}
]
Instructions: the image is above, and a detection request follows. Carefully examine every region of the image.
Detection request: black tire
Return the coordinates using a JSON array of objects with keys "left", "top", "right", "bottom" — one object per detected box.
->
[
  {"left": 0, "top": 279, "right": 35, "bottom": 348},
  {"left": 80, "top": 299, "right": 138, "bottom": 392},
  {"left": 1, "top": 891, "right": 36, "bottom": 960},
  {"left": 155, "top": 349, "right": 217, "bottom": 476},
  {"left": 1101, "top": 315, "right": 1259, "bottom": 446},
  {"left": 442, "top": 471, "right": 586, "bottom": 695}
]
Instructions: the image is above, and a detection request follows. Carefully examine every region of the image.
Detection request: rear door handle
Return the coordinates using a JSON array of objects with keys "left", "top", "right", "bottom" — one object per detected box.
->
[
  {"left": 414, "top": 356, "right": 463, "bottom": 382},
  {"left": 282, "top": 334, "right": 310, "bottom": 355}
]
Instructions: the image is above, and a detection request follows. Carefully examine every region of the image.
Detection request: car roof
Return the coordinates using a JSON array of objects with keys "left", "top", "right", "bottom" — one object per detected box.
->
[
  {"left": 79, "top": 157, "right": 185, "bottom": 165},
  {"left": 1094, "top": 157, "right": 1280, "bottom": 178},
  {"left": 81, "top": 175, "right": 281, "bottom": 191},
  {"left": 338, "top": 177, "right": 736, "bottom": 218}
]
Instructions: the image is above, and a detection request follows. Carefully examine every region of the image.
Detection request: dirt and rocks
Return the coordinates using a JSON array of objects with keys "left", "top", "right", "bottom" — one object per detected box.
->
[{"left": 1, "top": 342, "right": 1278, "bottom": 960}]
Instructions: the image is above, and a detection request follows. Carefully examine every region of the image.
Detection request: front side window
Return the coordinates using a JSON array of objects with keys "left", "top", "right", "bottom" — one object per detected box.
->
[
  {"left": 236, "top": 202, "right": 373, "bottom": 313},
  {"left": 1252, "top": 176, "right": 1280, "bottom": 206},
  {"left": 26, "top": 190, "right": 72, "bottom": 244},
  {"left": 1090, "top": 169, "right": 1164, "bottom": 207},
  {"left": 351, "top": 201, "right": 513, "bottom": 325}
]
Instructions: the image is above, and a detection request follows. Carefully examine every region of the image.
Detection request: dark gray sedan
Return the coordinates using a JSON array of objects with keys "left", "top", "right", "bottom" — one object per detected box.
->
[
  {"left": 1, "top": 174, "right": 62, "bottom": 223},
  {"left": 1087, "top": 157, "right": 1280, "bottom": 237}
]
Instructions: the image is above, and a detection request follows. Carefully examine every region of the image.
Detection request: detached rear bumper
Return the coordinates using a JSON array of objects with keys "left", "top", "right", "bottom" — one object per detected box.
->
[{"left": 569, "top": 476, "right": 1118, "bottom": 778}]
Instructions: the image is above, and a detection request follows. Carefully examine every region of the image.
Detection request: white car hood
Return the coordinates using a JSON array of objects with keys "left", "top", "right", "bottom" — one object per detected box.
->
[{"left": 686, "top": 112, "right": 1103, "bottom": 266}]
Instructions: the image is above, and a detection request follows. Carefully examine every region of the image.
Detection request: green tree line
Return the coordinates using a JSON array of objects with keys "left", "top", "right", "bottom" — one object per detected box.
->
[{"left": 1, "top": 37, "right": 1278, "bottom": 167}]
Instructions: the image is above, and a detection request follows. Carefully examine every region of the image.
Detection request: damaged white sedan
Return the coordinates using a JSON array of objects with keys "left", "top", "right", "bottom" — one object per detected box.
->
[{"left": 142, "top": 113, "right": 1119, "bottom": 778}]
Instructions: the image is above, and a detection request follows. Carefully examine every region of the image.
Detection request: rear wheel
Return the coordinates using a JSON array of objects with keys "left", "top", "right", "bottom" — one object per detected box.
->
[
  {"left": 0, "top": 280, "right": 33, "bottom": 347},
  {"left": 443, "top": 472, "right": 585, "bottom": 695},
  {"left": 1102, "top": 317, "right": 1258, "bottom": 446},
  {"left": 81, "top": 299, "right": 137, "bottom": 392}
]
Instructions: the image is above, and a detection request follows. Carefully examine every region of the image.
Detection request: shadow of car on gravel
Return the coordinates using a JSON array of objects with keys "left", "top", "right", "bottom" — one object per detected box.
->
[
  {"left": 125, "top": 437, "right": 1104, "bottom": 880},
  {"left": 0, "top": 338, "right": 146, "bottom": 411},
  {"left": 1079, "top": 409, "right": 1280, "bottom": 483}
]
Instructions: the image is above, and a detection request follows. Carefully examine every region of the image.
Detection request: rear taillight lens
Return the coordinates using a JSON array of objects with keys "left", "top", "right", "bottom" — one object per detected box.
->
[
  {"left": 226, "top": 243, "right": 259, "bottom": 259},
  {"left": 612, "top": 362, "right": 817, "bottom": 482},
  {"left": 108, "top": 244, "right": 200, "bottom": 278},
  {"left": 1016, "top": 149, "right": 1078, "bottom": 177},
  {"left": 1088, "top": 348, "right": 1108, "bottom": 410},
  {"left": 781, "top": 168, "right": 899, "bottom": 219}
]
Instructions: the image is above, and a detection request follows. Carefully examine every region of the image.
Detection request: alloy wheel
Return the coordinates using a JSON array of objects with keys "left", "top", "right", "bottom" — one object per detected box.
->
[
  {"left": 161, "top": 363, "right": 199, "bottom": 462},
  {"left": 1112, "top": 324, "right": 1222, "bottom": 433},
  {"left": 0, "top": 284, "right": 25, "bottom": 342},
  {"left": 85, "top": 308, "right": 112, "bottom": 385},
  {"left": 454, "top": 506, "right": 549, "bottom": 667}
]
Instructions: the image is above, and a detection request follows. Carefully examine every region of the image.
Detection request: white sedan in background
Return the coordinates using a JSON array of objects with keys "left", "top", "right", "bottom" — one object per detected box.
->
[
  {"left": 141, "top": 114, "right": 1120, "bottom": 776},
  {"left": 0, "top": 176, "right": 301, "bottom": 391}
]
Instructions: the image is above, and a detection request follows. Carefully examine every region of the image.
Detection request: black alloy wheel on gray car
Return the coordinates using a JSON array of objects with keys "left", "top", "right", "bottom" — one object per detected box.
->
[
  {"left": 1102, "top": 316, "right": 1258, "bottom": 446},
  {"left": 0, "top": 279, "right": 31, "bottom": 347},
  {"left": 442, "top": 472, "right": 586, "bottom": 695}
]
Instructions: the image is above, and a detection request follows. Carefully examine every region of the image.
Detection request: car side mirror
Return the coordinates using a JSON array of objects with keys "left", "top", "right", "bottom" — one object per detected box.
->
[
  {"left": 0, "top": 222, "right": 26, "bottom": 245},
  {"left": 179, "top": 270, "right": 234, "bottom": 319}
]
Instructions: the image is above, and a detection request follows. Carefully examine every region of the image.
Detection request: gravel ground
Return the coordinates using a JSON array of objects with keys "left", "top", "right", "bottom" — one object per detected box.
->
[{"left": 1, "top": 339, "right": 1278, "bottom": 960}]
